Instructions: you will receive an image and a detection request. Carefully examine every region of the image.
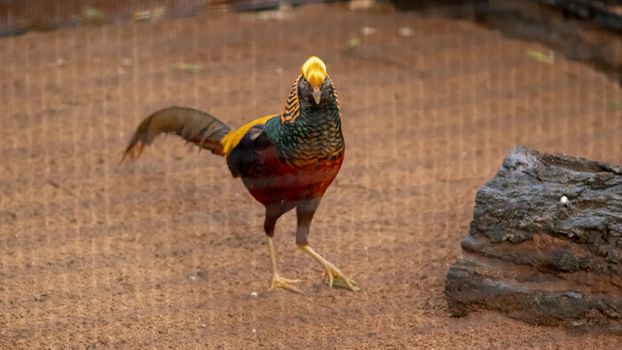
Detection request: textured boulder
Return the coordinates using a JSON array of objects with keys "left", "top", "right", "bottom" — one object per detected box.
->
[{"left": 445, "top": 147, "right": 622, "bottom": 333}]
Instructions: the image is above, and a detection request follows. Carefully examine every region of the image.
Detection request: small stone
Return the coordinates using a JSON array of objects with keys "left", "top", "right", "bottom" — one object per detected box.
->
[
  {"left": 361, "top": 27, "right": 376, "bottom": 36},
  {"left": 397, "top": 27, "right": 414, "bottom": 37},
  {"left": 349, "top": 0, "right": 375, "bottom": 10},
  {"left": 250, "top": 291, "right": 259, "bottom": 297}
]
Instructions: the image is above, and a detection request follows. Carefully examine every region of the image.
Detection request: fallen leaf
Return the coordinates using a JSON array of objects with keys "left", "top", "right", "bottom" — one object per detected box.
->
[
  {"left": 347, "top": 36, "right": 362, "bottom": 49},
  {"left": 526, "top": 49, "right": 555, "bottom": 64},
  {"left": 608, "top": 100, "right": 622, "bottom": 112},
  {"left": 81, "top": 6, "right": 107, "bottom": 25},
  {"left": 172, "top": 62, "right": 203, "bottom": 72}
]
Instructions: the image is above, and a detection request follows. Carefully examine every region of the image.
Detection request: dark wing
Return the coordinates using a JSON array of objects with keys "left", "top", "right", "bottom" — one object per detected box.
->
[{"left": 226, "top": 123, "right": 273, "bottom": 178}]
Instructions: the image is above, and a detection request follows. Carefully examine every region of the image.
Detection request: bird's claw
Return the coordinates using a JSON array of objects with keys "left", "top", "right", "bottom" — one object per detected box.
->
[
  {"left": 322, "top": 264, "right": 360, "bottom": 292},
  {"left": 269, "top": 274, "right": 304, "bottom": 294}
]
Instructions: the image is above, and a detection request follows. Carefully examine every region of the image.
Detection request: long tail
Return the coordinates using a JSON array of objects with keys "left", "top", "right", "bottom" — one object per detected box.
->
[{"left": 122, "top": 107, "right": 231, "bottom": 162}]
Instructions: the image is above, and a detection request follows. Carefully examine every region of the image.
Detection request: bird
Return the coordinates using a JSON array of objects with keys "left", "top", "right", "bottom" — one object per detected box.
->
[{"left": 122, "top": 56, "right": 359, "bottom": 293}]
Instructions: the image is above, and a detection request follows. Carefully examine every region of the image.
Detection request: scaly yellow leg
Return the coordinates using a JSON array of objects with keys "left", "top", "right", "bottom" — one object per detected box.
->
[
  {"left": 267, "top": 237, "right": 304, "bottom": 294},
  {"left": 299, "top": 245, "right": 360, "bottom": 291}
]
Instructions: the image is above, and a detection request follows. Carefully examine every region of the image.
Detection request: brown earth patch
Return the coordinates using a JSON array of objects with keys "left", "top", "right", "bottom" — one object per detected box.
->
[{"left": 1, "top": 3, "right": 621, "bottom": 348}]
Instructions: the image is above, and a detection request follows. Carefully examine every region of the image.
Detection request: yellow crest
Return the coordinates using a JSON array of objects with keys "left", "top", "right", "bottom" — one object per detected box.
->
[{"left": 300, "top": 56, "right": 327, "bottom": 88}]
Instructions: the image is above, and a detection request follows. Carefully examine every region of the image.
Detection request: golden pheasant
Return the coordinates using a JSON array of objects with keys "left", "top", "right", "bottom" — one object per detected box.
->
[{"left": 123, "top": 56, "right": 358, "bottom": 293}]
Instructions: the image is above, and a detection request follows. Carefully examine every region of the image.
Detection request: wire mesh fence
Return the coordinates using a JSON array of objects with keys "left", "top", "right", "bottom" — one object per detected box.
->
[{"left": 1, "top": 0, "right": 621, "bottom": 348}]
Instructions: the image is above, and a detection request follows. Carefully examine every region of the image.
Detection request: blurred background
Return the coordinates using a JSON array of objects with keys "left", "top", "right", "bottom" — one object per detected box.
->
[{"left": 1, "top": 0, "right": 621, "bottom": 348}]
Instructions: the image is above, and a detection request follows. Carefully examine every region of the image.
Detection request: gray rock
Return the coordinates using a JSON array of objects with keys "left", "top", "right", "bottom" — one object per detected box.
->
[{"left": 445, "top": 147, "right": 622, "bottom": 333}]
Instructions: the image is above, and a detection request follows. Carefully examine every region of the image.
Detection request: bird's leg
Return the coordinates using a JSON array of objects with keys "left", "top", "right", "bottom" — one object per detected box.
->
[
  {"left": 266, "top": 236, "right": 303, "bottom": 294},
  {"left": 296, "top": 199, "right": 360, "bottom": 292},
  {"left": 264, "top": 207, "right": 303, "bottom": 294}
]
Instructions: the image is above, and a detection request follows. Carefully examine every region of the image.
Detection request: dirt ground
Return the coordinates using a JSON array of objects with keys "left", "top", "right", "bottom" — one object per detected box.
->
[{"left": 1, "top": 3, "right": 622, "bottom": 349}]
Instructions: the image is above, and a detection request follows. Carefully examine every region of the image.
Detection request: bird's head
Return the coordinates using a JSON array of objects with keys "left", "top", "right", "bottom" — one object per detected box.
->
[
  {"left": 282, "top": 56, "right": 339, "bottom": 123},
  {"left": 300, "top": 56, "right": 328, "bottom": 105}
]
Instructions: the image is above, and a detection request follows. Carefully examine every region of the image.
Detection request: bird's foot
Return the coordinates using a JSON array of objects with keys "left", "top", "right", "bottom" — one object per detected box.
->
[
  {"left": 268, "top": 274, "right": 304, "bottom": 294},
  {"left": 322, "top": 263, "right": 360, "bottom": 292},
  {"left": 299, "top": 245, "right": 360, "bottom": 292}
]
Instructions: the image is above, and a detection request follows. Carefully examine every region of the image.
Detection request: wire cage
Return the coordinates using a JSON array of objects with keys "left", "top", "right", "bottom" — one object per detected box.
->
[{"left": 1, "top": 0, "right": 621, "bottom": 348}]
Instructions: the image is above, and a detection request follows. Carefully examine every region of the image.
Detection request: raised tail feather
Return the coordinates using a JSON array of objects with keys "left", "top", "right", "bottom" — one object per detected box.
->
[{"left": 122, "top": 107, "right": 231, "bottom": 161}]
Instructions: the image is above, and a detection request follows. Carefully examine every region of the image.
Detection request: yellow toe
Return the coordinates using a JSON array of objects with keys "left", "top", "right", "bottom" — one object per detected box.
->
[
  {"left": 323, "top": 265, "right": 360, "bottom": 291},
  {"left": 269, "top": 275, "right": 304, "bottom": 294}
]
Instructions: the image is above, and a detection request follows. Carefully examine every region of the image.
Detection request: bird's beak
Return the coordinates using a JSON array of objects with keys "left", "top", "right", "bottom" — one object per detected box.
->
[{"left": 312, "top": 87, "right": 321, "bottom": 105}]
